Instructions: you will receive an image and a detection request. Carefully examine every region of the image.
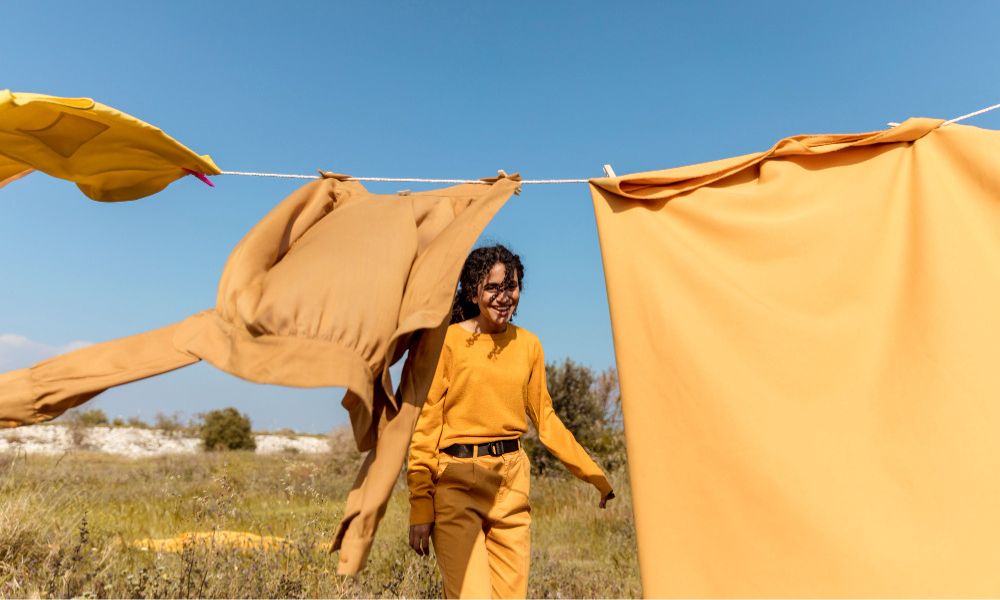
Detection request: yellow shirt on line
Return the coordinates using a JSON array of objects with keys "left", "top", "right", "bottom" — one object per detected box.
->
[{"left": 407, "top": 323, "right": 613, "bottom": 525}]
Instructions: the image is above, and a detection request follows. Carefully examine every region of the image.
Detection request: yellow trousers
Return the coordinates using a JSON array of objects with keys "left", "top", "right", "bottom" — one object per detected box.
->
[{"left": 432, "top": 448, "right": 531, "bottom": 599}]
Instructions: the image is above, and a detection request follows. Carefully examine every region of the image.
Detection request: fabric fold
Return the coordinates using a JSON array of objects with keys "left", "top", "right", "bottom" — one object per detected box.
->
[{"left": 590, "top": 117, "right": 942, "bottom": 201}]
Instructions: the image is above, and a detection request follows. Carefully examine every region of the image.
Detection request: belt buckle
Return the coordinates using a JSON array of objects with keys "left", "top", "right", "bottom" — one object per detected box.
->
[{"left": 487, "top": 441, "right": 502, "bottom": 457}]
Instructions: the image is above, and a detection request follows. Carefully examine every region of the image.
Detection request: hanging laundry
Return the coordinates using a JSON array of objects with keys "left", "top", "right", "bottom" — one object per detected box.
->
[
  {"left": 0, "top": 90, "right": 219, "bottom": 201},
  {"left": 591, "top": 118, "right": 1000, "bottom": 597},
  {"left": 0, "top": 171, "right": 520, "bottom": 573}
]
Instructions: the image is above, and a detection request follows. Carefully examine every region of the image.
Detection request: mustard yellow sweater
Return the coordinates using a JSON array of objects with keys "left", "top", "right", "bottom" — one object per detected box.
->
[{"left": 407, "top": 323, "right": 613, "bottom": 525}]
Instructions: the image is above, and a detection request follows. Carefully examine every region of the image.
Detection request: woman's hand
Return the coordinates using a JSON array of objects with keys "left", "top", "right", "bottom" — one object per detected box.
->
[
  {"left": 599, "top": 490, "right": 616, "bottom": 509},
  {"left": 409, "top": 523, "right": 434, "bottom": 556}
]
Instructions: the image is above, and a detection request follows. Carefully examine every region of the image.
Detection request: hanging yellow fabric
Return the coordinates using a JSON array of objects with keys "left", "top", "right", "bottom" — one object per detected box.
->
[
  {"left": 591, "top": 118, "right": 1000, "bottom": 597},
  {"left": 0, "top": 90, "right": 219, "bottom": 201}
]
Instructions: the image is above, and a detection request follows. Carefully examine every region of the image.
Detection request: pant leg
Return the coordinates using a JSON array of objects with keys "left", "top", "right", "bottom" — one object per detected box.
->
[
  {"left": 484, "top": 449, "right": 532, "bottom": 599},
  {"left": 432, "top": 457, "right": 496, "bottom": 599}
]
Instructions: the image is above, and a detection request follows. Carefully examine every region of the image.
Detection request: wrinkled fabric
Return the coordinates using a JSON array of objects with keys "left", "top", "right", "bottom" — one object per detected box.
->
[
  {"left": 0, "top": 173, "right": 519, "bottom": 573},
  {"left": 592, "top": 118, "right": 1000, "bottom": 597},
  {"left": 0, "top": 90, "right": 219, "bottom": 201}
]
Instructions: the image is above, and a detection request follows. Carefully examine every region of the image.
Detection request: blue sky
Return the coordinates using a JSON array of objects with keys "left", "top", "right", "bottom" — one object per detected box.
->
[{"left": 4, "top": 1, "right": 1000, "bottom": 432}]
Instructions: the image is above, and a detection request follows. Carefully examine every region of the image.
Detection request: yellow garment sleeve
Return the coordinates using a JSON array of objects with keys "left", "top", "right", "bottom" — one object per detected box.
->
[
  {"left": 527, "top": 341, "right": 613, "bottom": 496},
  {"left": 406, "top": 343, "right": 450, "bottom": 525}
]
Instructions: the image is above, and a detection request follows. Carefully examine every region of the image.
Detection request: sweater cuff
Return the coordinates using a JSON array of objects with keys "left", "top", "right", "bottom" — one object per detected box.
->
[
  {"left": 335, "top": 534, "right": 374, "bottom": 576},
  {"left": 0, "top": 368, "right": 36, "bottom": 427},
  {"left": 409, "top": 496, "right": 435, "bottom": 526},
  {"left": 588, "top": 474, "right": 614, "bottom": 497}
]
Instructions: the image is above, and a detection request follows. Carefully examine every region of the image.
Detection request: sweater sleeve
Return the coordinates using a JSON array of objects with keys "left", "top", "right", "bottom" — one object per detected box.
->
[
  {"left": 526, "top": 340, "right": 613, "bottom": 497},
  {"left": 406, "top": 343, "right": 450, "bottom": 525}
]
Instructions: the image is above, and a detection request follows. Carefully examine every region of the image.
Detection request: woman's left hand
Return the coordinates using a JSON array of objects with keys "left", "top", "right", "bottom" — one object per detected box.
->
[{"left": 599, "top": 490, "right": 615, "bottom": 509}]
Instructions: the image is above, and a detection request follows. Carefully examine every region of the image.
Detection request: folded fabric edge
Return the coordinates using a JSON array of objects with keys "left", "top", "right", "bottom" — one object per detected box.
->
[
  {"left": 588, "top": 117, "right": 946, "bottom": 201},
  {"left": 0, "top": 168, "right": 34, "bottom": 190}
]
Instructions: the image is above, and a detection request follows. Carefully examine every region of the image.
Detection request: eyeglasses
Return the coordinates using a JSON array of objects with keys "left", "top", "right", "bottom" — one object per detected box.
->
[{"left": 482, "top": 282, "right": 519, "bottom": 295}]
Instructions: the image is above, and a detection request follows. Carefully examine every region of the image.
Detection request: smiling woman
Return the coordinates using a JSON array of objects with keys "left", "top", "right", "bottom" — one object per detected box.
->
[{"left": 406, "top": 244, "right": 615, "bottom": 599}]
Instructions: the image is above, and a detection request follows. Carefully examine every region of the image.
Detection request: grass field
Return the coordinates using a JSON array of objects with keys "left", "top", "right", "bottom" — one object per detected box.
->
[{"left": 0, "top": 441, "right": 639, "bottom": 598}]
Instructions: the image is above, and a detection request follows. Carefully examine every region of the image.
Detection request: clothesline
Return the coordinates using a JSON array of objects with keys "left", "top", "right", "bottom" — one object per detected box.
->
[
  {"left": 887, "top": 100, "right": 1000, "bottom": 128},
  {"left": 217, "top": 171, "right": 591, "bottom": 184},
  {"left": 218, "top": 101, "right": 1000, "bottom": 185}
]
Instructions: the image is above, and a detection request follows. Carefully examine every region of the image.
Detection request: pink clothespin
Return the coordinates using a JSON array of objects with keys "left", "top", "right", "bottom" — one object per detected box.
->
[{"left": 183, "top": 168, "right": 215, "bottom": 188}]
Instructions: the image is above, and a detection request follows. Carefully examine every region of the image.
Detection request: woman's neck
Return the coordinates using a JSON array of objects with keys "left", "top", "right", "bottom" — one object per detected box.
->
[{"left": 464, "top": 315, "right": 508, "bottom": 335}]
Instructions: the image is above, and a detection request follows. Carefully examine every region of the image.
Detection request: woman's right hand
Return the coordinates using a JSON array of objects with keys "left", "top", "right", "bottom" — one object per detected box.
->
[{"left": 409, "top": 523, "right": 434, "bottom": 556}]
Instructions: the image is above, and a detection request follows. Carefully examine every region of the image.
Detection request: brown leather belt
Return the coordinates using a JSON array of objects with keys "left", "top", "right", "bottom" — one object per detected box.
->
[{"left": 442, "top": 438, "right": 520, "bottom": 458}]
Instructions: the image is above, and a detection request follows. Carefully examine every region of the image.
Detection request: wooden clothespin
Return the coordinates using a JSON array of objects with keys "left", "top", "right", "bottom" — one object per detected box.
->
[{"left": 603, "top": 164, "right": 617, "bottom": 178}]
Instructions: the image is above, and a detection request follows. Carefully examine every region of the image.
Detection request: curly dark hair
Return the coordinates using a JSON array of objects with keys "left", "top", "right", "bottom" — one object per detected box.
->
[{"left": 451, "top": 244, "right": 525, "bottom": 324}]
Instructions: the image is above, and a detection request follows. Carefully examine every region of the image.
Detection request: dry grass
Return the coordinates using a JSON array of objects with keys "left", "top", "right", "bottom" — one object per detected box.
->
[{"left": 0, "top": 448, "right": 639, "bottom": 598}]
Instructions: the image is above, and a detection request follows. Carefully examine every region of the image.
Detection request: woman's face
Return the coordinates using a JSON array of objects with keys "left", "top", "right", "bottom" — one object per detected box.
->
[{"left": 474, "top": 262, "right": 520, "bottom": 330}]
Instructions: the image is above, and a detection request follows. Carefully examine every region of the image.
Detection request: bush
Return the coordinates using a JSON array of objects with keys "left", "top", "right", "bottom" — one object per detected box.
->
[
  {"left": 125, "top": 416, "right": 149, "bottom": 429},
  {"left": 325, "top": 426, "right": 363, "bottom": 477},
  {"left": 63, "top": 409, "right": 108, "bottom": 449},
  {"left": 70, "top": 408, "right": 109, "bottom": 427},
  {"left": 523, "top": 361, "right": 627, "bottom": 475},
  {"left": 198, "top": 408, "right": 256, "bottom": 452},
  {"left": 153, "top": 412, "right": 190, "bottom": 436}
]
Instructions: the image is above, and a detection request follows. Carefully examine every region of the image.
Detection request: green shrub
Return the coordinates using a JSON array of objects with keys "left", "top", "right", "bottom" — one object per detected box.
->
[
  {"left": 70, "top": 408, "right": 109, "bottom": 427},
  {"left": 524, "top": 361, "right": 627, "bottom": 475},
  {"left": 199, "top": 408, "right": 256, "bottom": 452},
  {"left": 125, "top": 416, "right": 149, "bottom": 429},
  {"left": 153, "top": 411, "right": 191, "bottom": 436}
]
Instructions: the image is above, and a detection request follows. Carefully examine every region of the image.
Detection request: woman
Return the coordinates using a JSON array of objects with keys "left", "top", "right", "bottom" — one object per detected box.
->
[{"left": 407, "top": 244, "right": 615, "bottom": 599}]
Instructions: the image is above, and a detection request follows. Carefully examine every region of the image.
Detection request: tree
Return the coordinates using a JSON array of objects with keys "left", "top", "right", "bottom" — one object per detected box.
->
[
  {"left": 199, "top": 407, "right": 256, "bottom": 451},
  {"left": 523, "top": 360, "right": 627, "bottom": 475}
]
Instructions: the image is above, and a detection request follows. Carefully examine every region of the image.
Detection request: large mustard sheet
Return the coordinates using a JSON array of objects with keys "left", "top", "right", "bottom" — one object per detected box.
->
[{"left": 591, "top": 118, "right": 1000, "bottom": 597}]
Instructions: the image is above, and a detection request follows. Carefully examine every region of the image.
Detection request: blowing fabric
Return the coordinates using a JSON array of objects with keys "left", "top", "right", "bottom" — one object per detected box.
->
[
  {"left": 0, "top": 89, "right": 219, "bottom": 201},
  {"left": 0, "top": 172, "right": 519, "bottom": 573},
  {"left": 591, "top": 118, "right": 1000, "bottom": 597}
]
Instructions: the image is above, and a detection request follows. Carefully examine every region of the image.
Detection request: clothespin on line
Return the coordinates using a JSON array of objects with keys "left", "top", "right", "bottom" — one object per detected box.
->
[{"left": 603, "top": 164, "right": 617, "bottom": 178}]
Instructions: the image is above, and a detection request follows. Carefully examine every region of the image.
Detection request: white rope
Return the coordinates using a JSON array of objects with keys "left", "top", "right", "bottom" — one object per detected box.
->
[
  {"left": 220, "top": 170, "right": 316, "bottom": 180},
  {"left": 944, "top": 102, "right": 1000, "bottom": 126},
  {"left": 225, "top": 101, "right": 1000, "bottom": 183},
  {"left": 888, "top": 100, "right": 1000, "bottom": 128},
  {"left": 219, "top": 170, "right": 588, "bottom": 184}
]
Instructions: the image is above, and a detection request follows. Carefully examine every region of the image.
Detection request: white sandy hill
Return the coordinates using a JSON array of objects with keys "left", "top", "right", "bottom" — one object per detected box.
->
[{"left": 0, "top": 425, "right": 329, "bottom": 458}]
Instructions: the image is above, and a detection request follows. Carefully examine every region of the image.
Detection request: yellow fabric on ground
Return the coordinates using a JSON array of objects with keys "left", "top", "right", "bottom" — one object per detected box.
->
[
  {"left": 0, "top": 173, "right": 519, "bottom": 574},
  {"left": 591, "top": 117, "right": 1000, "bottom": 596},
  {"left": 407, "top": 323, "right": 612, "bottom": 526},
  {"left": 0, "top": 89, "right": 219, "bottom": 201},
  {"left": 133, "top": 531, "right": 298, "bottom": 552},
  {"left": 132, "top": 531, "right": 337, "bottom": 553}
]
